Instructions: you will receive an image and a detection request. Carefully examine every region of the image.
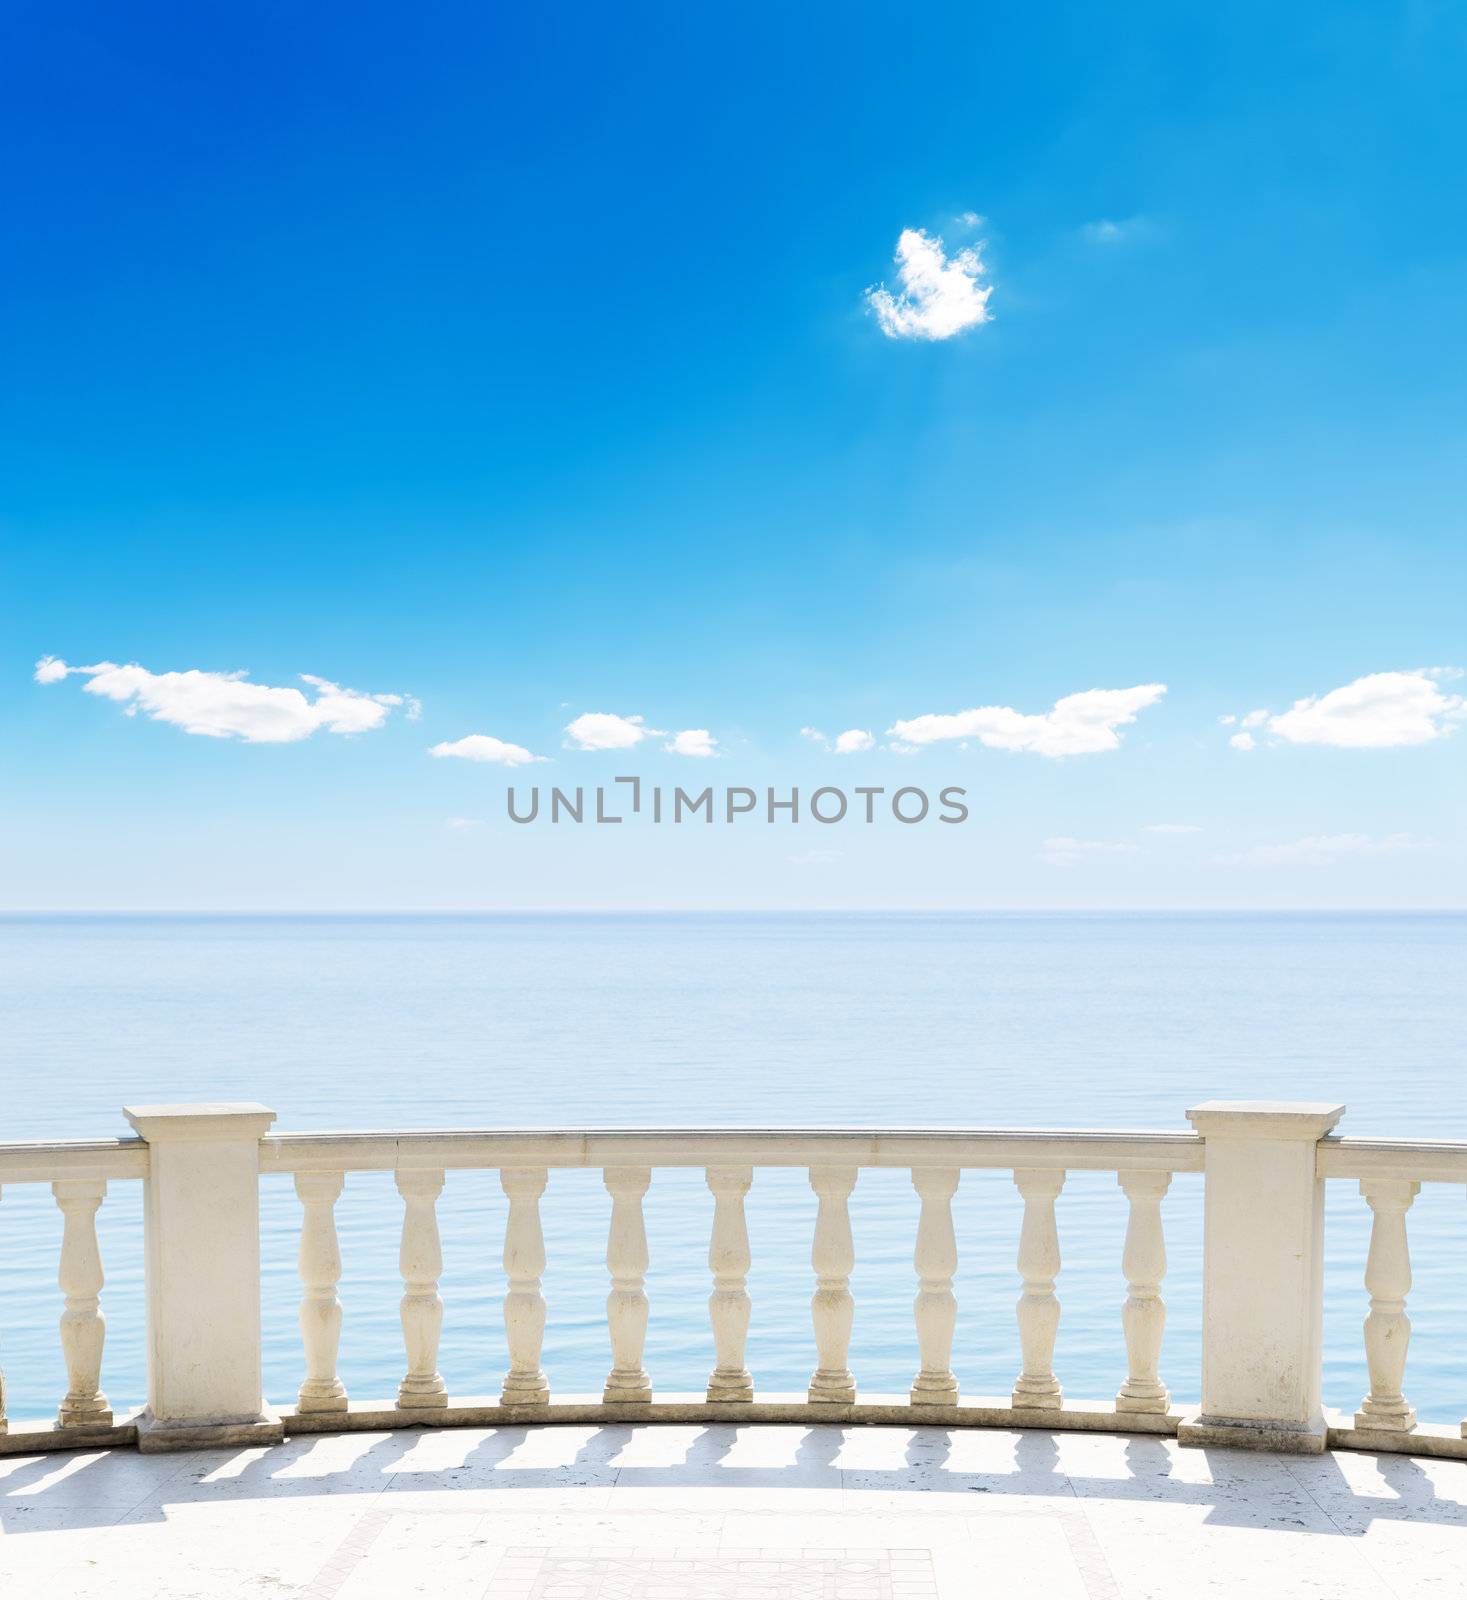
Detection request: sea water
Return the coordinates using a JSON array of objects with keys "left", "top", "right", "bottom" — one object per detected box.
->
[{"left": 2, "top": 913, "right": 1463, "bottom": 1421}]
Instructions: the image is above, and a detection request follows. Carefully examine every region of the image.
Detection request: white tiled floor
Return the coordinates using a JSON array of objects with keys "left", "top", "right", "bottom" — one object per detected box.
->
[{"left": 1, "top": 1425, "right": 1464, "bottom": 1598}]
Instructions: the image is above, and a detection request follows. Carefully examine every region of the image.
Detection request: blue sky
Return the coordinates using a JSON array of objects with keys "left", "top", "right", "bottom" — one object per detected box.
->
[{"left": 3, "top": 2, "right": 1465, "bottom": 909}]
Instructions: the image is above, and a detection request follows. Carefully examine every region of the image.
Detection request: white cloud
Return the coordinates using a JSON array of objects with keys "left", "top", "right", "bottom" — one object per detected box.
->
[
  {"left": 444, "top": 817, "right": 480, "bottom": 830},
  {"left": 800, "top": 726, "right": 875, "bottom": 754},
  {"left": 1226, "top": 670, "right": 1465, "bottom": 751},
  {"left": 1219, "top": 833, "right": 1432, "bottom": 868},
  {"left": 1083, "top": 219, "right": 1125, "bottom": 243},
  {"left": 866, "top": 227, "right": 992, "bottom": 341},
  {"left": 430, "top": 734, "right": 544, "bottom": 767},
  {"left": 1230, "top": 731, "right": 1256, "bottom": 752},
  {"left": 36, "top": 657, "right": 411, "bottom": 743},
  {"left": 1145, "top": 823, "right": 1202, "bottom": 835},
  {"left": 1041, "top": 836, "right": 1141, "bottom": 867},
  {"left": 1081, "top": 216, "right": 1150, "bottom": 245},
  {"left": 564, "top": 712, "right": 663, "bottom": 751},
  {"left": 889, "top": 684, "right": 1165, "bottom": 758},
  {"left": 789, "top": 848, "right": 843, "bottom": 866},
  {"left": 666, "top": 728, "right": 717, "bottom": 758}
]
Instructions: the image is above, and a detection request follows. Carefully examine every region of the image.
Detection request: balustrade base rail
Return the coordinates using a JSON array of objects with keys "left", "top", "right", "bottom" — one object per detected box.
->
[
  {"left": 279, "top": 1392, "right": 1185, "bottom": 1435},
  {"left": 0, "top": 1416, "right": 139, "bottom": 1456},
  {"left": 6, "top": 1398, "right": 1467, "bottom": 1463}
]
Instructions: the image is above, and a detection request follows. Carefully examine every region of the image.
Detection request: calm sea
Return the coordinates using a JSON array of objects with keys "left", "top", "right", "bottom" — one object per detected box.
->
[{"left": 2, "top": 913, "right": 1464, "bottom": 1422}]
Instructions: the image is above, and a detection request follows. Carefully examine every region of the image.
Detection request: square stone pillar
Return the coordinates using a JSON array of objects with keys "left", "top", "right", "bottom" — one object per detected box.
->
[
  {"left": 124, "top": 1103, "right": 283, "bottom": 1451},
  {"left": 1178, "top": 1100, "right": 1344, "bottom": 1454}
]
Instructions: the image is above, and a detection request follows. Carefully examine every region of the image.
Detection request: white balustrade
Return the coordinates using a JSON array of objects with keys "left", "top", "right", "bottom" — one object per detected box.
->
[
  {"left": 294, "top": 1170, "right": 348, "bottom": 1413},
  {"left": 808, "top": 1165, "right": 857, "bottom": 1404},
  {"left": 396, "top": 1168, "right": 447, "bottom": 1409},
  {"left": 706, "top": 1165, "right": 754, "bottom": 1402},
  {"left": 1012, "top": 1167, "right": 1065, "bottom": 1409},
  {"left": 500, "top": 1166, "right": 550, "bottom": 1405},
  {"left": 53, "top": 1178, "right": 111, "bottom": 1428},
  {"left": 1116, "top": 1170, "right": 1170, "bottom": 1413},
  {"left": 1355, "top": 1177, "right": 1419, "bottom": 1432},
  {"left": 602, "top": 1166, "right": 651, "bottom": 1404},
  {"left": 910, "top": 1167, "right": 959, "bottom": 1405},
  {"left": 8, "top": 1102, "right": 1467, "bottom": 1461}
]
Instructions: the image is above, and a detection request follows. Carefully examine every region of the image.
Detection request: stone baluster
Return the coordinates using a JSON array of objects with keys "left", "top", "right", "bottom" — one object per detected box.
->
[
  {"left": 396, "top": 1169, "right": 448, "bottom": 1410},
  {"left": 602, "top": 1167, "right": 652, "bottom": 1403},
  {"left": 808, "top": 1165, "right": 857, "bottom": 1404},
  {"left": 500, "top": 1167, "right": 550, "bottom": 1405},
  {"left": 910, "top": 1167, "right": 960, "bottom": 1406},
  {"left": 54, "top": 1179, "right": 111, "bottom": 1427},
  {"left": 1116, "top": 1170, "right": 1171, "bottom": 1413},
  {"left": 1355, "top": 1177, "right": 1420, "bottom": 1432},
  {"left": 295, "top": 1171, "right": 348, "bottom": 1413},
  {"left": 706, "top": 1166, "right": 754, "bottom": 1402},
  {"left": 1012, "top": 1167, "right": 1065, "bottom": 1409}
]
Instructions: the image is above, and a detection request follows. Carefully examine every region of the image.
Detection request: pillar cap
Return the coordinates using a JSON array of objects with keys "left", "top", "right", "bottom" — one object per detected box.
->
[
  {"left": 1186, "top": 1101, "right": 1344, "bottom": 1141},
  {"left": 123, "top": 1103, "right": 277, "bottom": 1141}
]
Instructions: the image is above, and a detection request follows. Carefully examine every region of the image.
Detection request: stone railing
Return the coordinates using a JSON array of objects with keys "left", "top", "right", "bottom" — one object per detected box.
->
[{"left": 0, "top": 1100, "right": 1463, "bottom": 1460}]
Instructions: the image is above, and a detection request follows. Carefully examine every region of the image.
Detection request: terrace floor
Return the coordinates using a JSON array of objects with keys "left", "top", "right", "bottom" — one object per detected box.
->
[{"left": 2, "top": 1421, "right": 1464, "bottom": 1599}]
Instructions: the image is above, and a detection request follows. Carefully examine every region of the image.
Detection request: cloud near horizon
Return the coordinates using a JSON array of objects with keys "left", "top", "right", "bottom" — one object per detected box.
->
[
  {"left": 889, "top": 684, "right": 1166, "bottom": 758},
  {"left": 1227, "top": 669, "right": 1464, "bottom": 751},
  {"left": 1218, "top": 832, "right": 1432, "bottom": 867},
  {"left": 35, "top": 657, "right": 416, "bottom": 743},
  {"left": 867, "top": 227, "right": 992, "bottom": 340},
  {"left": 429, "top": 734, "right": 544, "bottom": 767},
  {"left": 1041, "top": 836, "right": 1141, "bottom": 867}
]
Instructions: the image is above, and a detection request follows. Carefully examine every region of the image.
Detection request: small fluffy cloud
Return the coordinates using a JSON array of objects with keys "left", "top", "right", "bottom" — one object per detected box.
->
[
  {"left": 789, "top": 848, "right": 843, "bottom": 866},
  {"left": 867, "top": 227, "right": 992, "bottom": 341},
  {"left": 1218, "top": 833, "right": 1432, "bottom": 868},
  {"left": 666, "top": 728, "right": 717, "bottom": 758},
  {"left": 1227, "top": 670, "right": 1464, "bottom": 751},
  {"left": 889, "top": 684, "right": 1165, "bottom": 758},
  {"left": 802, "top": 726, "right": 875, "bottom": 754},
  {"left": 1081, "top": 216, "right": 1150, "bottom": 245},
  {"left": 36, "top": 657, "right": 411, "bottom": 743},
  {"left": 429, "top": 734, "right": 544, "bottom": 767},
  {"left": 1145, "top": 823, "right": 1202, "bottom": 835},
  {"left": 1041, "top": 837, "right": 1141, "bottom": 867},
  {"left": 564, "top": 712, "right": 662, "bottom": 751}
]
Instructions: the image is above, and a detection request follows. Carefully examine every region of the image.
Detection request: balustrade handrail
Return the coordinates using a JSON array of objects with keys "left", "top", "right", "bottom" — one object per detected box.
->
[
  {"left": 1317, "top": 1136, "right": 1467, "bottom": 1184},
  {"left": 259, "top": 1125, "right": 1204, "bottom": 1174},
  {"left": 0, "top": 1137, "right": 149, "bottom": 1183}
]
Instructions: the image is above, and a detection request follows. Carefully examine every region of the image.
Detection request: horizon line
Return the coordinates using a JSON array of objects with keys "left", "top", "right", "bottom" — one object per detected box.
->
[{"left": 2, "top": 906, "right": 1464, "bottom": 918}]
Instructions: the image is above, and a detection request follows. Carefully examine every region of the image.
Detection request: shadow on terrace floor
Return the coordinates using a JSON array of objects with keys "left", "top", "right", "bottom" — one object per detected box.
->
[{"left": 2, "top": 1424, "right": 1465, "bottom": 1539}]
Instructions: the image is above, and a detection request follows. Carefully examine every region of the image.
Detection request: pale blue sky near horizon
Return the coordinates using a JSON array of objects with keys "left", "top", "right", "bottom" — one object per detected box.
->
[{"left": 3, "top": 2, "right": 1465, "bottom": 909}]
